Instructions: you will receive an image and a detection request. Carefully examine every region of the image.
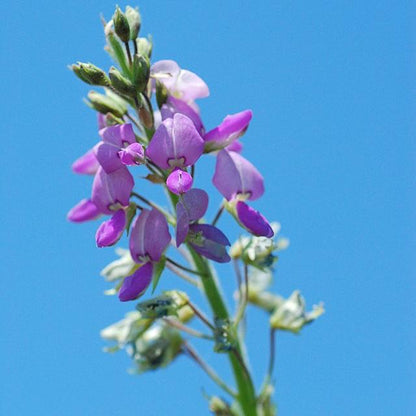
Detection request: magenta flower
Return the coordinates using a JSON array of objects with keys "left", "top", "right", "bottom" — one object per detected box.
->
[
  {"left": 67, "top": 199, "right": 101, "bottom": 222},
  {"left": 235, "top": 201, "right": 274, "bottom": 238},
  {"left": 161, "top": 96, "right": 204, "bottom": 135},
  {"left": 118, "top": 262, "right": 153, "bottom": 302},
  {"left": 72, "top": 148, "right": 100, "bottom": 175},
  {"left": 151, "top": 60, "right": 209, "bottom": 102},
  {"left": 94, "top": 123, "right": 136, "bottom": 173},
  {"left": 176, "top": 189, "right": 209, "bottom": 246},
  {"left": 95, "top": 209, "right": 127, "bottom": 247},
  {"left": 166, "top": 168, "right": 193, "bottom": 195},
  {"left": 92, "top": 166, "right": 134, "bottom": 215},
  {"left": 212, "top": 150, "right": 273, "bottom": 238},
  {"left": 213, "top": 150, "right": 264, "bottom": 201},
  {"left": 129, "top": 208, "right": 171, "bottom": 264},
  {"left": 118, "top": 142, "right": 145, "bottom": 166},
  {"left": 146, "top": 113, "right": 204, "bottom": 193},
  {"left": 204, "top": 110, "right": 252, "bottom": 152},
  {"left": 188, "top": 224, "right": 231, "bottom": 263}
]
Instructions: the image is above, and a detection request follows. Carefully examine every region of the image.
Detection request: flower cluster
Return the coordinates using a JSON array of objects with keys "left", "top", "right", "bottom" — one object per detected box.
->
[{"left": 68, "top": 7, "right": 274, "bottom": 303}]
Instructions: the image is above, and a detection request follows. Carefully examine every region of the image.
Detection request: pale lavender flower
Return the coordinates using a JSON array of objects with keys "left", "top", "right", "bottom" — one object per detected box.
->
[{"left": 151, "top": 60, "right": 209, "bottom": 102}]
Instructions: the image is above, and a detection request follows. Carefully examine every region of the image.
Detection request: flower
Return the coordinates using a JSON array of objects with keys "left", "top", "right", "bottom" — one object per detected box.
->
[
  {"left": 151, "top": 60, "right": 209, "bottom": 102},
  {"left": 71, "top": 148, "right": 99, "bottom": 175},
  {"left": 204, "top": 109, "right": 252, "bottom": 152}
]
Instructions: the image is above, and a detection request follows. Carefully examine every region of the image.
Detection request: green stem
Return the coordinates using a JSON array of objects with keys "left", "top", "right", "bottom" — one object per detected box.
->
[{"left": 187, "top": 246, "right": 258, "bottom": 416}]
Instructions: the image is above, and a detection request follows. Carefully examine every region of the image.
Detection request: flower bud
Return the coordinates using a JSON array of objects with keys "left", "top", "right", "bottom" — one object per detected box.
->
[
  {"left": 156, "top": 80, "right": 168, "bottom": 109},
  {"left": 269, "top": 290, "right": 324, "bottom": 333},
  {"left": 209, "top": 397, "right": 232, "bottom": 414},
  {"left": 135, "top": 36, "right": 153, "bottom": 57},
  {"left": 125, "top": 6, "right": 141, "bottom": 40},
  {"left": 109, "top": 66, "right": 136, "bottom": 96},
  {"left": 113, "top": 6, "right": 130, "bottom": 43},
  {"left": 132, "top": 54, "right": 150, "bottom": 92},
  {"left": 71, "top": 62, "right": 110, "bottom": 86},
  {"left": 87, "top": 91, "right": 127, "bottom": 117}
]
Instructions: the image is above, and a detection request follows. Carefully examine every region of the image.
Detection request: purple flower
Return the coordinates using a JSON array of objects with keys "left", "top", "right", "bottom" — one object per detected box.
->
[
  {"left": 166, "top": 168, "right": 193, "bottom": 195},
  {"left": 188, "top": 224, "right": 231, "bottom": 263},
  {"left": 146, "top": 113, "right": 204, "bottom": 170},
  {"left": 226, "top": 140, "right": 243, "bottom": 153},
  {"left": 213, "top": 150, "right": 264, "bottom": 201},
  {"left": 235, "top": 201, "right": 274, "bottom": 238},
  {"left": 129, "top": 208, "right": 171, "bottom": 264},
  {"left": 72, "top": 148, "right": 100, "bottom": 175},
  {"left": 118, "top": 142, "right": 145, "bottom": 166},
  {"left": 67, "top": 199, "right": 101, "bottom": 222},
  {"left": 204, "top": 110, "right": 252, "bottom": 152},
  {"left": 175, "top": 189, "right": 208, "bottom": 246},
  {"left": 151, "top": 60, "right": 209, "bottom": 102},
  {"left": 95, "top": 209, "right": 127, "bottom": 247},
  {"left": 92, "top": 166, "right": 134, "bottom": 215},
  {"left": 118, "top": 262, "right": 153, "bottom": 302},
  {"left": 94, "top": 123, "right": 136, "bottom": 173},
  {"left": 161, "top": 96, "right": 204, "bottom": 135}
]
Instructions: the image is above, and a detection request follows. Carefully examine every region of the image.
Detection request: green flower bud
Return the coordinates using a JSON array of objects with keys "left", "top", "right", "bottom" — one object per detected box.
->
[
  {"left": 87, "top": 90, "right": 127, "bottom": 117},
  {"left": 113, "top": 6, "right": 130, "bottom": 43},
  {"left": 132, "top": 54, "right": 150, "bottom": 92},
  {"left": 125, "top": 6, "right": 141, "bottom": 40},
  {"left": 213, "top": 318, "right": 235, "bottom": 353},
  {"left": 71, "top": 62, "right": 110, "bottom": 86},
  {"left": 270, "top": 290, "right": 324, "bottom": 333},
  {"left": 100, "top": 248, "right": 135, "bottom": 282},
  {"left": 109, "top": 66, "right": 136, "bottom": 97},
  {"left": 136, "top": 291, "right": 189, "bottom": 319},
  {"left": 135, "top": 36, "right": 153, "bottom": 58}
]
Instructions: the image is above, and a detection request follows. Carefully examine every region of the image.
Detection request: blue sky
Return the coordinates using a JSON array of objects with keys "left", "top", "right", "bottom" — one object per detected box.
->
[{"left": 1, "top": 1, "right": 414, "bottom": 415}]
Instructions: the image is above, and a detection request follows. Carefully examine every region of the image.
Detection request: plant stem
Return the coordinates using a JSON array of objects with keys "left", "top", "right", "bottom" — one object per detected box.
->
[
  {"left": 187, "top": 246, "right": 258, "bottom": 416},
  {"left": 183, "top": 341, "right": 237, "bottom": 398},
  {"left": 166, "top": 257, "right": 206, "bottom": 277},
  {"left": 234, "top": 263, "right": 249, "bottom": 327},
  {"left": 162, "top": 317, "right": 213, "bottom": 340},
  {"left": 165, "top": 261, "right": 200, "bottom": 287},
  {"left": 212, "top": 203, "right": 225, "bottom": 226}
]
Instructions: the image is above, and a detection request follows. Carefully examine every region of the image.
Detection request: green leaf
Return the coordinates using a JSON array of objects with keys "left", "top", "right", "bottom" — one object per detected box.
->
[
  {"left": 152, "top": 255, "right": 166, "bottom": 293},
  {"left": 107, "top": 32, "right": 131, "bottom": 77},
  {"left": 125, "top": 203, "right": 137, "bottom": 235}
]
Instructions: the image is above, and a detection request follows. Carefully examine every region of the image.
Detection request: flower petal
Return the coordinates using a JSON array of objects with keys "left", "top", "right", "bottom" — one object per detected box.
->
[
  {"left": 146, "top": 113, "right": 204, "bottom": 169},
  {"left": 94, "top": 142, "right": 123, "bottom": 173},
  {"left": 189, "top": 224, "right": 230, "bottom": 263},
  {"left": 213, "top": 150, "right": 264, "bottom": 201},
  {"left": 176, "top": 69, "right": 209, "bottom": 101},
  {"left": 118, "top": 262, "right": 153, "bottom": 302},
  {"left": 129, "top": 209, "right": 171, "bottom": 263},
  {"left": 92, "top": 166, "right": 134, "bottom": 214},
  {"left": 204, "top": 110, "right": 252, "bottom": 151},
  {"left": 236, "top": 201, "right": 274, "bottom": 238},
  {"left": 166, "top": 168, "right": 193, "bottom": 195},
  {"left": 72, "top": 148, "right": 99, "bottom": 175},
  {"left": 182, "top": 188, "right": 208, "bottom": 221},
  {"left": 67, "top": 199, "right": 101, "bottom": 222},
  {"left": 175, "top": 200, "right": 189, "bottom": 247},
  {"left": 99, "top": 123, "right": 135, "bottom": 147},
  {"left": 95, "top": 209, "right": 126, "bottom": 247},
  {"left": 118, "top": 142, "right": 145, "bottom": 166}
]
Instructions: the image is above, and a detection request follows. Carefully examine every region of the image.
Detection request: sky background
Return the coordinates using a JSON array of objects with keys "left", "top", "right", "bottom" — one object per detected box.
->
[{"left": 1, "top": 0, "right": 415, "bottom": 415}]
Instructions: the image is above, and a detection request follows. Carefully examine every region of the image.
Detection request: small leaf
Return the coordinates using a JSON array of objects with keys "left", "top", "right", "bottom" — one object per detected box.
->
[
  {"left": 143, "top": 173, "right": 165, "bottom": 184},
  {"left": 152, "top": 255, "right": 166, "bottom": 293},
  {"left": 125, "top": 202, "right": 137, "bottom": 235}
]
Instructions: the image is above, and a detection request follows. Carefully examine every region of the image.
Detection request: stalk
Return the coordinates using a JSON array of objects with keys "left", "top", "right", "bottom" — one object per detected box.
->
[{"left": 187, "top": 246, "right": 258, "bottom": 416}]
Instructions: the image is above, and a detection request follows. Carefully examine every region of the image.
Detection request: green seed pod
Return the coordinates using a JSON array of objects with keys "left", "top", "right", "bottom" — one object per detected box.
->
[
  {"left": 125, "top": 6, "right": 141, "bottom": 40},
  {"left": 87, "top": 90, "right": 127, "bottom": 117},
  {"left": 113, "top": 6, "right": 130, "bottom": 43},
  {"left": 132, "top": 53, "right": 150, "bottom": 92},
  {"left": 109, "top": 66, "right": 136, "bottom": 96},
  {"left": 71, "top": 62, "right": 110, "bottom": 86}
]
